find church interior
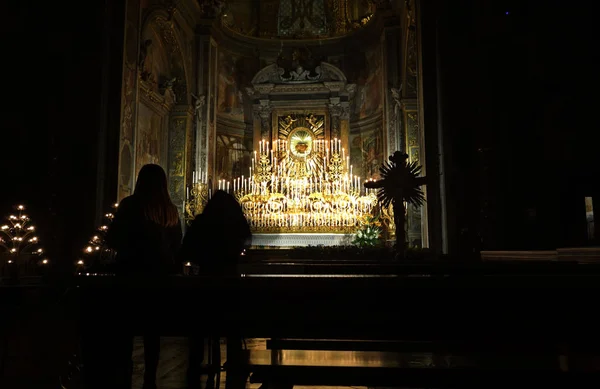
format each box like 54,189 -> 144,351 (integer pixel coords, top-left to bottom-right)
2,0 -> 598,263
115,0 -> 438,250
3,2 -> 600,387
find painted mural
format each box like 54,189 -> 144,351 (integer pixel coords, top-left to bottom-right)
217,51 -> 245,121
139,29 -> 169,93
353,43 -> 383,120
136,103 -> 164,177
349,127 -> 384,181
216,133 -> 250,182
118,0 -> 141,200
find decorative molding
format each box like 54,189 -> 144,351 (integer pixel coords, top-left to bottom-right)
139,80 -> 173,112
155,16 -> 180,54
254,102 -> 273,139
387,86 -> 403,153
251,62 -> 347,85
271,84 -> 331,93
192,94 -> 206,175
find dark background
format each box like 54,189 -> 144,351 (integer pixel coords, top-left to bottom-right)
1,0 -> 597,267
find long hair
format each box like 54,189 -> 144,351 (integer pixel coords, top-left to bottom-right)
133,164 -> 179,227
203,190 -> 251,242
203,190 -> 243,220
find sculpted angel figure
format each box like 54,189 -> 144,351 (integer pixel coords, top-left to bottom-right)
306,114 -> 323,131
290,65 -> 310,81
279,115 -> 298,133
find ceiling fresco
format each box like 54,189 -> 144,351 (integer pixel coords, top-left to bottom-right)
216,0 -> 378,39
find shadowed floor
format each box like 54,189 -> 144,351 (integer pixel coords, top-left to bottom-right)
131,337 -> 364,389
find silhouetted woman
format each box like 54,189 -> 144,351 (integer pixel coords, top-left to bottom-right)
179,190 -> 251,389
180,190 -> 251,275
106,163 -> 183,389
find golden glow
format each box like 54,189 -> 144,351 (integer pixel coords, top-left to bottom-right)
0,204 -> 47,263
232,139 -> 376,233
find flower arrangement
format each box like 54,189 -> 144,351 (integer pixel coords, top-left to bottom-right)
352,215 -> 382,247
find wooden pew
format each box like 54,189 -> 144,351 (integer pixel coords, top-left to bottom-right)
244,349 -> 590,388
74,270 -> 600,388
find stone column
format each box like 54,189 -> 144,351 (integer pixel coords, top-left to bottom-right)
383,21 -> 402,157
253,101 -> 272,143
116,0 -> 141,202
197,36 -> 218,188
192,94 -> 206,175
328,100 -> 350,154
328,102 -> 342,139
168,105 -> 193,214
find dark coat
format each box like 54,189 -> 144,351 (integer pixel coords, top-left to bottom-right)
106,195 -> 182,275
179,212 -> 251,276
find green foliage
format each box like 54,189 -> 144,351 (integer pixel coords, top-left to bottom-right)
352,215 -> 382,247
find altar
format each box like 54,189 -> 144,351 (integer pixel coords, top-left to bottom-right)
251,233 -> 354,248
185,57 -> 382,247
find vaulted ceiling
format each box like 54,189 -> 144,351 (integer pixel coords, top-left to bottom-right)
217,0 -> 378,39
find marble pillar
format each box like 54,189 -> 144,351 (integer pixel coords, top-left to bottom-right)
168,106 -> 193,214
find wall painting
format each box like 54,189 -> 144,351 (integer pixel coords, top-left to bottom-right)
216,133 -> 250,182
135,103 -> 164,177
217,51 -> 245,122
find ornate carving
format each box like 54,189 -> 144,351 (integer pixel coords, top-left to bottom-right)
192,94 -> 206,172
328,103 -> 342,138
407,112 -> 419,147
254,103 -> 272,139
277,113 -> 325,141
254,84 -> 275,95
155,16 -> 180,54
199,0 -> 225,18
252,62 -> 347,85
405,0 -> 418,97
340,104 -> 351,120
277,0 -> 328,38
272,84 -> 330,93
139,81 -> 171,110
387,86 -> 403,153
168,116 -> 187,212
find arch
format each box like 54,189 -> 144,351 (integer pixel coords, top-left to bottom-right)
141,9 -> 191,105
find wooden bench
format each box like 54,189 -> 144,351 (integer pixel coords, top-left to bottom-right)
266,338 -> 568,354
243,349 -> 586,388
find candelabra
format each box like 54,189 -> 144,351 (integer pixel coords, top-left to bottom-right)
0,205 -> 48,278
185,169 -> 210,223
77,203 -> 118,274
217,138 -> 378,233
